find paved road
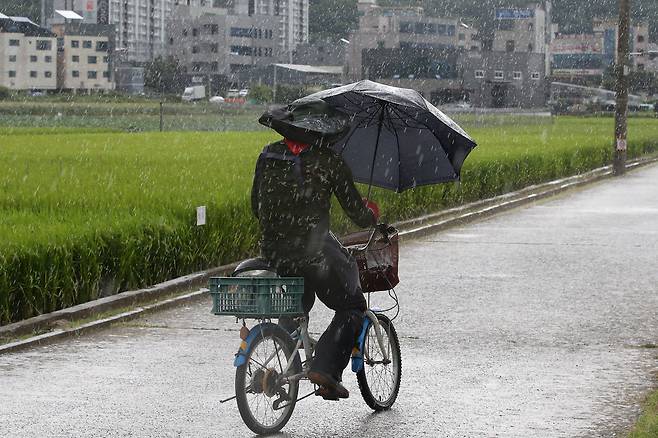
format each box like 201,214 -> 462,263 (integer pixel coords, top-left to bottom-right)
2,164 -> 658,437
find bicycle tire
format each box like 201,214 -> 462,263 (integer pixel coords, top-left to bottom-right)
235,324 -> 301,434
357,313 -> 402,411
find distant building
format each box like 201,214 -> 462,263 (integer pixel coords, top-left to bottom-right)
461,51 -> 547,108
550,33 -> 605,79
592,19 -> 649,71
293,38 -> 345,67
51,22 -> 115,92
165,6 -> 281,89
115,65 -> 144,94
0,16 -> 57,90
491,1 -> 553,76
232,0 -> 309,62
347,0 -> 479,82
549,19 -> 650,80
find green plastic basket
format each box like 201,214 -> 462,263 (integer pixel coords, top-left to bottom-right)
209,277 -> 305,318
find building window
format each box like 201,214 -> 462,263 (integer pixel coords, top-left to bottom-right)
169,37 -> 174,45
531,72 -> 540,80
192,46 -> 199,53
71,40 -> 79,48
103,56 -> 108,63
230,45 -> 252,56
88,71 -> 97,79
37,40 -> 52,51
513,71 -> 522,80
494,70 -> 504,80
475,70 -> 485,79
9,39 -> 20,46
30,71 -> 37,78
638,35 -> 645,43
506,40 -> 515,53
30,55 -> 38,62
638,64 -> 645,71
230,27 -> 253,38
182,29 -> 188,36
103,71 -> 110,78
72,70 -> 79,77
8,70 -> 16,77
83,40 -> 92,49
192,28 -> 198,37
528,23 -> 534,31
45,71 -> 52,78
72,55 -> 79,62
211,61 -> 218,71
528,43 -> 533,52
96,41 -> 108,51
45,55 -> 52,63
210,44 -> 218,53
211,24 -> 219,35
9,55 -> 16,62
88,56 -> 97,64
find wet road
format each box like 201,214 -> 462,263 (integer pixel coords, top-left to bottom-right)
2,164 -> 658,437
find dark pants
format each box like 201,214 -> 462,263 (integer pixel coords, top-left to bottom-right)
277,234 -> 366,382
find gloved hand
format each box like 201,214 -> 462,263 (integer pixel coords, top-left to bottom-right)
363,198 -> 380,222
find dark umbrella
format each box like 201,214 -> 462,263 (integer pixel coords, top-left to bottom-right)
290,80 -> 477,196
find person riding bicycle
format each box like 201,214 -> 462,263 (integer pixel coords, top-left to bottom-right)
253,100 -> 379,400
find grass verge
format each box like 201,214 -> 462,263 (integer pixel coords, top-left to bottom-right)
629,389 -> 658,438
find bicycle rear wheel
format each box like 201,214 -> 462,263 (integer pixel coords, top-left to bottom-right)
235,324 -> 301,434
357,313 -> 402,410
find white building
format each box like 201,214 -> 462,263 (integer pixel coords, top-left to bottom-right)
0,15 -> 58,90
232,0 -> 309,62
51,23 -> 115,92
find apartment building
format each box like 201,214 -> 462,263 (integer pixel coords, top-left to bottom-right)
347,0 -> 479,82
491,2 -> 553,75
0,16 -> 57,90
232,0 -> 309,62
51,23 -> 115,91
166,6 -> 281,88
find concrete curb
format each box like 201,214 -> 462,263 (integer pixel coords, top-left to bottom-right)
1,155 -> 656,355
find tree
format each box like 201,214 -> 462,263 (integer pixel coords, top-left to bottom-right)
144,56 -> 187,94
309,0 -> 359,41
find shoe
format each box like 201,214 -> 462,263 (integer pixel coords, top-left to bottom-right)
308,370 -> 349,399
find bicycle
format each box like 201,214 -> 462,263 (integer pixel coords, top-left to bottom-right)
211,224 -> 402,435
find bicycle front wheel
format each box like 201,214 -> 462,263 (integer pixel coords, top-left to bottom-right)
357,313 -> 402,410
235,324 -> 301,434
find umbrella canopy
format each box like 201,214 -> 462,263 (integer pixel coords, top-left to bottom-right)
291,80 -> 477,193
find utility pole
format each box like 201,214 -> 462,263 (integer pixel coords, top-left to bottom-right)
614,0 -> 631,175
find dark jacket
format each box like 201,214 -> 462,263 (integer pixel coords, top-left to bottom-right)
251,140 -> 375,267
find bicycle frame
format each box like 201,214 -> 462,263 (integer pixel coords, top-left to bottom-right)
234,309 -> 390,385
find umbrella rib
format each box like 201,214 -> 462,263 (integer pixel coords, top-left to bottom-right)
337,106 -> 382,155
337,93 -> 380,114
389,104 -> 432,130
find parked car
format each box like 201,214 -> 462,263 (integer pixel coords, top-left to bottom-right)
209,95 -> 225,104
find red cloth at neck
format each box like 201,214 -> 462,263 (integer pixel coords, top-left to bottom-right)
284,138 -> 309,155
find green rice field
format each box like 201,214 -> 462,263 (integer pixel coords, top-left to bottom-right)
1,116 -> 658,324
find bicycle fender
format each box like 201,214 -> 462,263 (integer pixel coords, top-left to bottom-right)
351,317 -> 372,373
234,322 -> 278,367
